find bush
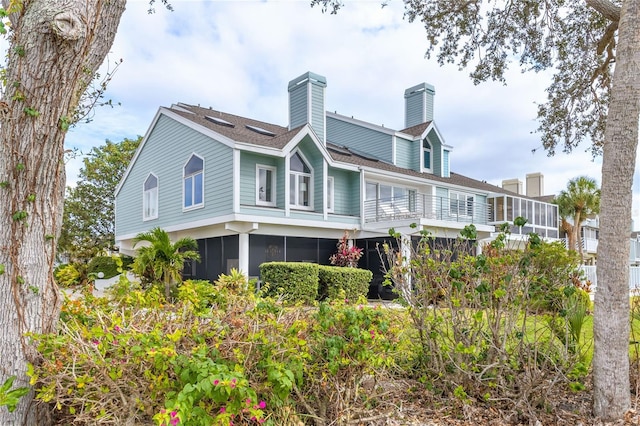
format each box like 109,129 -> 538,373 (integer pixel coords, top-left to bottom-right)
87,256 -> 120,279
259,262 -> 319,304
318,265 -> 372,301
54,263 -> 82,287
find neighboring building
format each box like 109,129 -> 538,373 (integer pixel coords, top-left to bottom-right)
114,71 -> 559,293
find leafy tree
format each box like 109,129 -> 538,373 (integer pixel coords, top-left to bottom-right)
554,176 -> 601,262
58,137 -> 141,262
0,1 -> 170,423
312,0 -> 637,419
131,227 -> 200,300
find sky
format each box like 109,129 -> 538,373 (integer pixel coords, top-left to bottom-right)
61,0 -> 631,225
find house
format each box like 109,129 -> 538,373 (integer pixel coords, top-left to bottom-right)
114,71 -> 559,293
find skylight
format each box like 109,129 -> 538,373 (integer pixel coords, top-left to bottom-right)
205,115 -> 234,127
245,124 -> 275,137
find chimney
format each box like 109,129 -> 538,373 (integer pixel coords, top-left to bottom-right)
288,72 -> 327,143
526,172 -> 544,198
404,82 -> 435,128
502,178 -> 524,195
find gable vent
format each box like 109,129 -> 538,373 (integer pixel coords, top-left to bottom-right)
205,115 -> 234,127
245,124 -> 275,136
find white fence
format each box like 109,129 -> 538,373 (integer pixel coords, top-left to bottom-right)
580,265 -> 640,292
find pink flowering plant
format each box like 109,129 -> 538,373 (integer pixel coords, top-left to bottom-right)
329,231 -> 363,268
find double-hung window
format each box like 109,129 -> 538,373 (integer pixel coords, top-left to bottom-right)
184,154 -> 204,210
143,173 -> 158,220
256,165 -> 276,206
450,192 -> 474,218
289,151 -> 312,209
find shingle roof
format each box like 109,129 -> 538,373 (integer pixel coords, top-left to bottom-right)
168,103 -> 302,149
166,103 -> 542,200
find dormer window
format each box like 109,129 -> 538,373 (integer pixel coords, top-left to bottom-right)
289,151 -> 313,209
183,154 -> 204,210
422,139 -> 432,172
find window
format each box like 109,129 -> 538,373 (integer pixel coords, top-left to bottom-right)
422,139 -> 432,172
256,165 -> 276,206
289,151 -> 312,209
327,176 -> 334,212
450,192 -> 473,218
183,154 -> 204,209
143,173 -> 158,220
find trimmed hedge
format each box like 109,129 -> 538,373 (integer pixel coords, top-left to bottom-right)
87,256 -> 120,279
318,265 -> 372,301
259,262 -> 319,304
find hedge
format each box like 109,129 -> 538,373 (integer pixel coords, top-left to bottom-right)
318,265 -> 372,301
87,256 -> 120,279
259,262 -> 319,304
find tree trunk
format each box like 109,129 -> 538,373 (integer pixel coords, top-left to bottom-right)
0,1 -> 126,424
561,218 -> 576,253
593,0 -> 640,419
574,214 -> 585,264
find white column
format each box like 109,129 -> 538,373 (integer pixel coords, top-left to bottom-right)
238,233 -> 249,277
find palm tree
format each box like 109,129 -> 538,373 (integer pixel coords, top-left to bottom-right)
554,176 -> 600,263
131,227 -> 200,300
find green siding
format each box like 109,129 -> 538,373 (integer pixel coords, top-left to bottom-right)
297,137 -> 324,211
311,84 -> 325,142
329,167 -> 359,216
116,114 -> 233,237
289,87 -> 307,129
395,137 -> 414,170
427,129 -> 442,176
405,94 -> 425,128
326,116 -> 392,162
240,152 -> 280,207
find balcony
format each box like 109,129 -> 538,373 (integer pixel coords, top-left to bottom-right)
364,194 -> 491,225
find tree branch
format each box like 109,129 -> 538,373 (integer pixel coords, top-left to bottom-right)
586,0 -> 621,22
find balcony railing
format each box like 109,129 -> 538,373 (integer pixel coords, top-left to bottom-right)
364,194 -> 490,225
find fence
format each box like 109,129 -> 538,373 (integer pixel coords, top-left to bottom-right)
580,265 -> 640,292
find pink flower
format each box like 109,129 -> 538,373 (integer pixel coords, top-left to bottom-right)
213,379 -> 220,385
230,378 -> 237,389
219,406 -> 226,414
170,417 -> 179,426
114,325 -> 121,332
258,401 -> 266,409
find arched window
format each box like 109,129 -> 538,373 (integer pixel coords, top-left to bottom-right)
143,173 -> 158,220
422,139 -> 432,172
183,154 -> 204,209
289,151 -> 312,208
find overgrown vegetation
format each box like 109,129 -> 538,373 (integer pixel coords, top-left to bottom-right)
29,221 -> 625,425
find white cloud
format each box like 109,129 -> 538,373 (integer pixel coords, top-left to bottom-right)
61,0 -> 639,225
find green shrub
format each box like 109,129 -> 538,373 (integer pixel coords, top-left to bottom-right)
87,256 -> 120,279
54,263 -> 82,287
259,262 -> 318,304
318,265 -> 372,301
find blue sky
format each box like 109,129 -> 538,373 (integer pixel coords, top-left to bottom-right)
62,0 -> 630,224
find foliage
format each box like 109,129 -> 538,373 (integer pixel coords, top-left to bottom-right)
53,263 -> 82,288
380,223 -> 588,419
259,262 -> 319,304
28,270 -> 404,425
0,376 -> 29,413
317,265 -> 372,301
329,231 -> 363,267
87,256 -> 121,280
554,176 -> 600,261
59,137 -> 141,262
130,227 -> 200,300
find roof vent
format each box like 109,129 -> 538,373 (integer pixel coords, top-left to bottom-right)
245,124 -> 275,136
205,115 -> 234,127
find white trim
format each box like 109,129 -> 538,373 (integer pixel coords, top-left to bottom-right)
256,164 -> 277,207
182,153 -> 205,211
142,172 -> 159,221
327,111 -> 410,137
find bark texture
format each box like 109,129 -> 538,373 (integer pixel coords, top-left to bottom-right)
592,0 -> 640,419
0,0 -> 126,424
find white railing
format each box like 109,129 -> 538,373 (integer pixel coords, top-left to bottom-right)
580,265 -> 640,292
